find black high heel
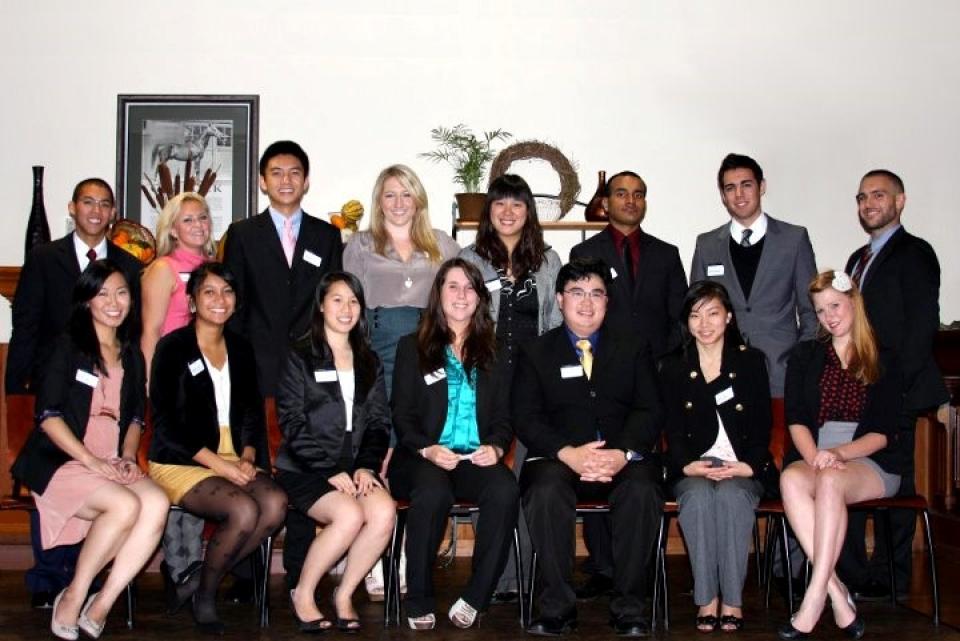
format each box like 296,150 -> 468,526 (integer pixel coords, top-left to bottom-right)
777,619 -> 813,640
289,589 -> 330,634
191,593 -> 225,636
835,584 -> 865,639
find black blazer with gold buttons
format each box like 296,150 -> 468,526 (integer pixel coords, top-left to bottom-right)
659,342 -> 772,484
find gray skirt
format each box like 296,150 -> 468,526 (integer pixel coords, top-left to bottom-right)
818,421 -> 900,497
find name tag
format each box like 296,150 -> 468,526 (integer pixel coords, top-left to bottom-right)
560,364 -> 585,379
715,387 -> 735,405
302,250 -> 323,267
609,267 -> 619,279
424,368 -> 446,385
75,369 -> 99,388
314,369 -> 338,383
188,359 -> 205,376
179,272 -> 191,282
485,278 -> 502,293
707,264 -> 725,277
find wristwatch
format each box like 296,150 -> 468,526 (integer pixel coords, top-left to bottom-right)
623,449 -> 642,463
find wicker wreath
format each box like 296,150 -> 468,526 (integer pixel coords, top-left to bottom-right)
489,141 -> 581,217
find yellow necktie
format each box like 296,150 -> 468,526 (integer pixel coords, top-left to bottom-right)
576,339 -> 593,380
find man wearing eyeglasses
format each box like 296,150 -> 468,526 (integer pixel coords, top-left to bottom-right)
6,177 -> 143,608
514,257 -> 664,637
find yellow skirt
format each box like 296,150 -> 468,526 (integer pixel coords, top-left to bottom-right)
149,426 -> 239,504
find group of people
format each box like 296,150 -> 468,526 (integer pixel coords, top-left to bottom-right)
6,140 -> 946,639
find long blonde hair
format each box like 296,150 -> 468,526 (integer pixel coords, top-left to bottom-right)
154,192 -> 216,258
369,164 -> 443,262
809,271 -> 879,384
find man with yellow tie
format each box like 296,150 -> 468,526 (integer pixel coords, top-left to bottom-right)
513,257 -> 664,638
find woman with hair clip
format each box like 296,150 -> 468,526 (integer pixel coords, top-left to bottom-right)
148,262 -> 287,634
275,270 -> 396,633
777,271 -> 903,640
139,192 -> 216,611
389,258 -> 519,630
459,173 -> 561,602
658,280 -> 775,633
343,163 -> 459,597
12,260 -> 168,640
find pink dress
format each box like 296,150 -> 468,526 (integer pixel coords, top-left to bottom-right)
160,249 -> 209,335
33,364 -> 131,549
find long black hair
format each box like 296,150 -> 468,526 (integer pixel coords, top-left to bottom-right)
474,174 -> 547,281
67,259 -> 137,374
416,258 -> 497,375
309,271 -> 378,390
678,280 -> 744,355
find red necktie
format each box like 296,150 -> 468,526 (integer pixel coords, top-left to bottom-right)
86,248 -> 97,263
851,246 -> 872,285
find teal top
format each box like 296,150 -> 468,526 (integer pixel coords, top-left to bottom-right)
438,345 -> 481,453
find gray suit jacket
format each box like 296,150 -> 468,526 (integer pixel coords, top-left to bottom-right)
690,214 -> 817,396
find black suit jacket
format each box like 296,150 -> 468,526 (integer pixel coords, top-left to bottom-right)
148,326 -> 269,469
390,334 -> 513,461
784,340 -> 903,474
659,343 -> 772,484
223,210 -> 343,396
6,234 -> 143,393
12,334 -> 146,494
275,339 -> 390,475
512,326 -> 662,460
570,227 -> 687,359
845,227 -> 948,412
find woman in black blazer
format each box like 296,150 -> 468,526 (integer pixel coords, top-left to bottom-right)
389,258 -> 519,630
12,260 -> 168,640
148,263 -> 286,634
778,271 -> 903,640
275,271 -> 395,632
660,281 -> 773,632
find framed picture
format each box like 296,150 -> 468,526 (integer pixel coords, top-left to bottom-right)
116,94 -> 259,241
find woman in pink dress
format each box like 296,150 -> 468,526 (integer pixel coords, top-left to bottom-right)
12,260 -> 168,640
139,192 -> 214,604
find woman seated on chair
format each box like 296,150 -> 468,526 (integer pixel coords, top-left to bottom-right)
148,262 -> 286,634
659,280 -> 776,633
275,271 -> 396,632
12,260 -> 168,640
388,257 -> 519,630
777,271 -> 903,640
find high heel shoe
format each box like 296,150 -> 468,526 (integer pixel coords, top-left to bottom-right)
289,589 -> 330,633
834,584 -> 865,639
51,589 -> 80,641
191,593 -> 225,636
78,592 -> 105,639
777,618 -> 813,640
331,587 -> 361,633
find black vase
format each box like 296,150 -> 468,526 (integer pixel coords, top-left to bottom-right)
25,165 -> 51,260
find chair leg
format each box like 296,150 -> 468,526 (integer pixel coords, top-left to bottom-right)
780,516 -> 795,614
764,516 -> 774,608
125,581 -> 135,629
259,536 -> 273,627
651,517 -> 662,632
526,550 -> 538,629
512,525 -> 526,628
921,510 -> 940,626
383,511 -> 406,627
660,515 -> 670,631
880,510 -> 898,607
754,517 -> 763,588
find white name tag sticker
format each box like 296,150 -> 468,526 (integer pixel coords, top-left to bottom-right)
188,359 -> 205,376
302,250 -> 323,267
314,369 -> 338,383
75,369 -> 99,388
609,267 -> 619,279
560,364 -> 585,379
179,272 -> 191,282
715,387 -> 735,405
485,278 -> 502,293
424,368 -> 447,385
707,264 -> 725,277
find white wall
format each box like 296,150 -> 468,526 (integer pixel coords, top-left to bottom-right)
1,0 -> 958,337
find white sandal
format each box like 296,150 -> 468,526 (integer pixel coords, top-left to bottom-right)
407,613 -> 436,630
448,598 -> 478,628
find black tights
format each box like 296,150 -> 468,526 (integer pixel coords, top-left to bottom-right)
179,473 -> 286,622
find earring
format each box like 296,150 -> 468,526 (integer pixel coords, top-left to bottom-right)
189,303 -> 196,313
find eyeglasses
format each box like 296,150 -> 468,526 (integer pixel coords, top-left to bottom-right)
77,198 -> 114,209
563,288 -> 607,301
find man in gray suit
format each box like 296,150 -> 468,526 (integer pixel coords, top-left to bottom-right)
690,153 -> 817,400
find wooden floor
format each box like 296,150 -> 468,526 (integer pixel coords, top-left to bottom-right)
0,553 -> 955,641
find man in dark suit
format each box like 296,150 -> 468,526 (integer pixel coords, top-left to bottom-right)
222,140 -> 343,590
6,177 -> 142,607
515,258 -> 663,637
841,169 -> 949,600
568,172 -> 684,598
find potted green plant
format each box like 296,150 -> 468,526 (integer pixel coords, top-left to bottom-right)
420,124 -> 511,221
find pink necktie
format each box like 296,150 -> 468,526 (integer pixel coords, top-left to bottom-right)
282,218 -> 296,266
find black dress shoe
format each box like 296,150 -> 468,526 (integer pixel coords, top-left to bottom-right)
777,621 -> 812,640
610,616 -> 650,637
574,574 -> 614,601
526,615 -> 578,636
31,591 -> 55,609
491,590 -> 519,605
841,615 -> 865,640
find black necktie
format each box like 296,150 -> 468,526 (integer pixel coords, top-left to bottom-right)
741,229 -> 753,248
86,248 -> 97,263
622,240 -> 634,289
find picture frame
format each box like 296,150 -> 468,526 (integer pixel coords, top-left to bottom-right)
116,94 -> 259,241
